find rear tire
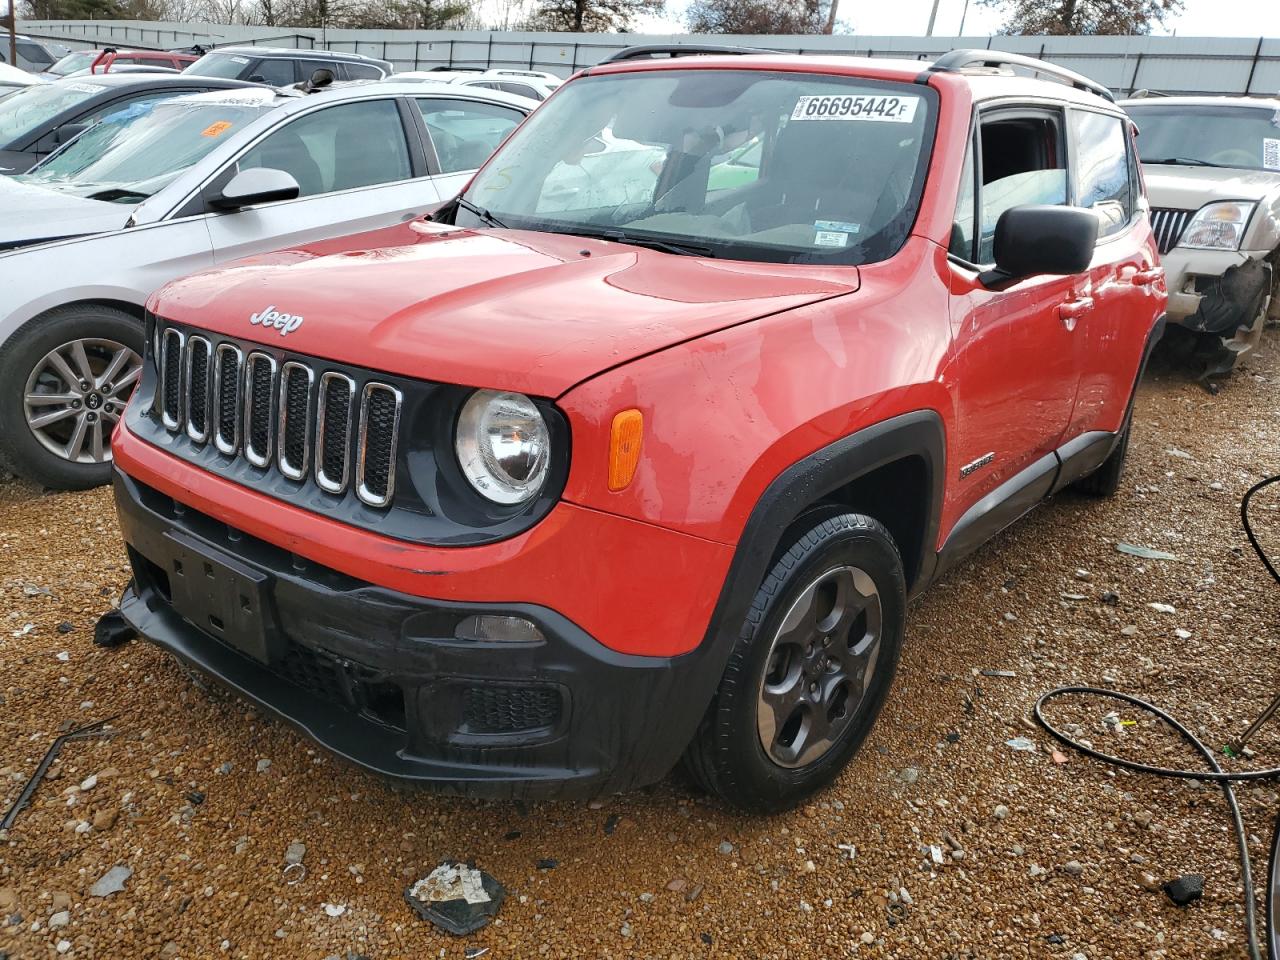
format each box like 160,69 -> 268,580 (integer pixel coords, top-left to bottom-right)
0,305 -> 143,490
683,512 -> 905,812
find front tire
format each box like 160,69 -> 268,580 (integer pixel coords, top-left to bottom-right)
683,512 -> 905,812
0,305 -> 143,490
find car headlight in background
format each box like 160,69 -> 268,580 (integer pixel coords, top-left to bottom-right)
1180,201 -> 1256,251
455,389 -> 551,505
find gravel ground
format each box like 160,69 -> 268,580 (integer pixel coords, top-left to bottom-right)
3,334 -> 1280,960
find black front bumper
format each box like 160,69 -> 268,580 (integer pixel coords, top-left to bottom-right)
113,469 -> 704,799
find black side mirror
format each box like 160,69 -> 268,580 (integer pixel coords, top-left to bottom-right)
211,167 -> 301,210
980,205 -> 1099,288
54,122 -> 87,145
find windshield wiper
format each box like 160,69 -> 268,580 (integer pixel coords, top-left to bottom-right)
455,196 -> 507,228
566,228 -> 715,258
1144,157 -> 1228,168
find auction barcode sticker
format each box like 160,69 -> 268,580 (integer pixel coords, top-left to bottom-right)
791,94 -> 919,123
1265,138 -> 1280,171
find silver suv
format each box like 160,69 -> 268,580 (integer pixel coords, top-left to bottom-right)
1122,96 -> 1280,381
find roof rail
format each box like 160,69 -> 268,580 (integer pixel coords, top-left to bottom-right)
598,44 -> 777,65
929,48 -> 1115,102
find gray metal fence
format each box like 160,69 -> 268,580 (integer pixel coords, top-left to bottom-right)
17,20 -> 1280,97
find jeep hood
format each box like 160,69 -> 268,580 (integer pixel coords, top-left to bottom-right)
149,221 -> 859,397
1142,164 -> 1280,209
0,174 -> 132,249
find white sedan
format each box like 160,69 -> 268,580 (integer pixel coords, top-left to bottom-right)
0,81 -> 533,489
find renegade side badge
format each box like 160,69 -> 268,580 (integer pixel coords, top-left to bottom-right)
960,452 -> 995,478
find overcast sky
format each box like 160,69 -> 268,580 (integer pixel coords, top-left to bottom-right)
636,0 -> 1280,37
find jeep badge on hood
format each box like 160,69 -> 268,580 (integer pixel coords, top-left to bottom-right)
249,305 -> 304,335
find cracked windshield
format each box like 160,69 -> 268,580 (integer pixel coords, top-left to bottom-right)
462,69 -> 935,264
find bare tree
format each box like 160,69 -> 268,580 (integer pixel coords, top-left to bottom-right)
686,0 -> 827,34
524,0 -> 663,32
979,0 -> 1182,34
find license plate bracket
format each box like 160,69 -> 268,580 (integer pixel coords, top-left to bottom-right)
163,531 -> 284,664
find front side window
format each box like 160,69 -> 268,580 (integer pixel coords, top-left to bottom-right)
1125,104 -> 1280,173
0,80 -> 107,147
19,97 -> 273,202
184,52 -> 254,79
976,113 -> 1067,263
238,98 -> 411,198
247,58 -> 295,86
416,98 -> 524,173
1071,109 -> 1131,238
463,70 -> 937,265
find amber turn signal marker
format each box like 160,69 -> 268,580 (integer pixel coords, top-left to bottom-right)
608,409 -> 644,492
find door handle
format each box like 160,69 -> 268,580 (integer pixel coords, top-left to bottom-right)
1059,297 -> 1094,330
1131,267 -> 1164,287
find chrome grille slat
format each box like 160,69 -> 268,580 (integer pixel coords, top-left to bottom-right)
184,336 -> 212,443
356,382 -> 402,508
213,344 -> 243,455
1150,207 -> 1192,255
243,352 -> 278,469
316,372 -> 355,494
277,361 -> 315,481
160,328 -> 185,431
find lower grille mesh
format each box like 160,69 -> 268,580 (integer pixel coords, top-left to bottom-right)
463,686 -> 561,734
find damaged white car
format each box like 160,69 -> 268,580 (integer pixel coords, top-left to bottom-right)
0,81 -> 531,489
1123,96 -> 1280,381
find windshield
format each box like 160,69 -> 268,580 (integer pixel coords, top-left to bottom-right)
16,97 -> 272,203
47,51 -> 99,77
462,69 -> 936,264
1127,104 -> 1280,172
184,53 -> 251,79
0,80 -> 106,147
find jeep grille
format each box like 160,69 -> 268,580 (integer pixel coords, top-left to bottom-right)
157,327 -> 401,508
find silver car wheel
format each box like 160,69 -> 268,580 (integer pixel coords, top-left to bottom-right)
23,338 -> 141,464
756,564 -> 883,769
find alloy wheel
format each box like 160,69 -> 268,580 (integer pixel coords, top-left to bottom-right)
756,564 -> 883,769
23,338 -> 142,465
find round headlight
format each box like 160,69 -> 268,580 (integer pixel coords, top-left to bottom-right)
455,390 -> 551,505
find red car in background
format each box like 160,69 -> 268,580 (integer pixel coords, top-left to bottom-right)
43,48 -> 198,78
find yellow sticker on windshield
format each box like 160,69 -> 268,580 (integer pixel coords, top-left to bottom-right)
201,120 -> 234,138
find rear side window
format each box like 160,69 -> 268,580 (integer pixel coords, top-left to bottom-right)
297,60 -> 337,82
345,62 -> 383,80
238,98 -> 411,197
498,81 -> 541,100
17,42 -> 54,67
415,98 -> 524,173
1070,110 -> 1132,238
975,112 -> 1067,264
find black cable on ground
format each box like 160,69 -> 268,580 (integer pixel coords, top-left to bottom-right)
1032,473 -> 1280,960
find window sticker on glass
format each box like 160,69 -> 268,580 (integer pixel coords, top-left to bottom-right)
791,94 -> 919,123
65,82 -> 106,95
814,230 -> 849,247
230,56 -> 250,64
814,219 -> 862,235
201,120 -> 234,138
1265,138 -> 1280,171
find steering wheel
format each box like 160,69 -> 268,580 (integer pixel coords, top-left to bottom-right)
1211,149 -> 1259,168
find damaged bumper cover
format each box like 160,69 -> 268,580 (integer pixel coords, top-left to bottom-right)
112,468 -> 710,799
1162,247 -> 1273,353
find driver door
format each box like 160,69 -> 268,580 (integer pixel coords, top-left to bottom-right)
945,107 -> 1086,521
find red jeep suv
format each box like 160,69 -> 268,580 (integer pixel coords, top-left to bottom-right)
110,48 -> 1166,811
